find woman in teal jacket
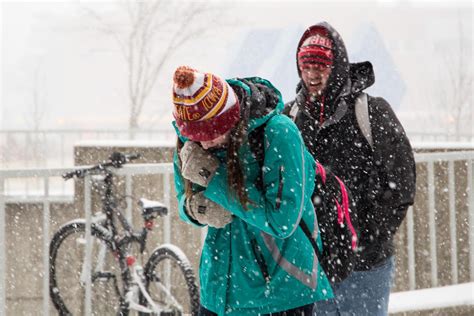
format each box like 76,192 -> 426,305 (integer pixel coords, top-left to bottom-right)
171,66 -> 333,316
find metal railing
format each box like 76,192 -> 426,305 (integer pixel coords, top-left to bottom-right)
0,151 -> 474,314
406,131 -> 474,143
388,151 -> 474,313
409,151 -> 474,288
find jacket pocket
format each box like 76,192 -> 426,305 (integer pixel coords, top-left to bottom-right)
251,238 -> 270,283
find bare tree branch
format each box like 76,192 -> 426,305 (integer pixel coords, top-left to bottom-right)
81,6 -> 129,60
435,12 -> 472,139
85,0 -> 229,131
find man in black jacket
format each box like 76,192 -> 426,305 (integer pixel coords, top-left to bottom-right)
283,22 -> 416,316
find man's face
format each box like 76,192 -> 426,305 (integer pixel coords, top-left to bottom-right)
301,63 -> 332,97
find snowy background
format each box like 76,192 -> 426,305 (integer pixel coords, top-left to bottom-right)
1,0 -> 472,138
0,1 -> 473,314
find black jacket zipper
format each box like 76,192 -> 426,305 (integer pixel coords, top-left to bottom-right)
275,166 -> 284,211
251,239 -> 270,283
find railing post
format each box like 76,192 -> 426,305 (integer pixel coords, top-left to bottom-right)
427,161 -> 438,287
468,159 -> 474,282
43,177 -> 50,315
163,173 -> 171,245
83,176 -> 92,315
448,161 -> 458,284
406,206 -> 416,290
163,173 -> 171,289
60,134 -> 67,193
0,176 -> 5,316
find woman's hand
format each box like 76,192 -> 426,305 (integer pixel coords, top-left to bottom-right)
179,141 -> 219,187
186,192 -> 233,228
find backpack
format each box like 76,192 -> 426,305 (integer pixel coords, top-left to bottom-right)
307,162 -> 358,283
248,121 -> 358,284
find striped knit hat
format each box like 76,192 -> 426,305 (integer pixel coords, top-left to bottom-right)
172,66 -> 240,142
297,28 -> 333,69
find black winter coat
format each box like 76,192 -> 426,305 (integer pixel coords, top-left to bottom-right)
284,22 -> 416,270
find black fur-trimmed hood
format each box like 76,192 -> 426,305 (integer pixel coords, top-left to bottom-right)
296,22 -> 375,103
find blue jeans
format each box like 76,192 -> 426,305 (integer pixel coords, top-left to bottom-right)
314,256 -> 395,316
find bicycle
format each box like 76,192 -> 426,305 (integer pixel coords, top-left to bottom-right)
49,152 -> 200,315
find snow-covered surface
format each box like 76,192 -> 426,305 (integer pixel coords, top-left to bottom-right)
412,142 -> 474,150
388,282 -> 474,313
5,194 -> 73,203
75,139 -> 176,148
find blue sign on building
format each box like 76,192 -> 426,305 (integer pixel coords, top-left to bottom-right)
348,22 -> 406,109
223,27 -> 304,103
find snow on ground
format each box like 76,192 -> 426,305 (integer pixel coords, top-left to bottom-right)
411,142 -> 474,150
388,282 -> 474,313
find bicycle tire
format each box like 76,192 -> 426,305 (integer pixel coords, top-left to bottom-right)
49,220 -> 124,315
140,244 -> 199,316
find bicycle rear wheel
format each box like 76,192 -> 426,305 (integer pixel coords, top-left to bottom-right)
49,220 -> 124,315
141,244 -> 199,316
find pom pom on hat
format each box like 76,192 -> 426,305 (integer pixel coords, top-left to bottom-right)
174,66 -> 195,89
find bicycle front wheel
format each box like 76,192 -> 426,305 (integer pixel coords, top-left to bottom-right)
49,220 -> 123,315
141,244 -> 199,315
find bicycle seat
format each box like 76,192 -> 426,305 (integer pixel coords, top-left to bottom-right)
139,198 -> 168,219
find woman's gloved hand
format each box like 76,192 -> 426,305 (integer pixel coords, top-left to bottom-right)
186,192 -> 233,228
179,141 -> 219,187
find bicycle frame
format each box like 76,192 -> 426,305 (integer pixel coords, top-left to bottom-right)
77,164 -> 184,314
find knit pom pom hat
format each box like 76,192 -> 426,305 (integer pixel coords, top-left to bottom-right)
172,66 -> 240,142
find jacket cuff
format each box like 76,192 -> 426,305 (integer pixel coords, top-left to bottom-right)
178,194 -> 205,227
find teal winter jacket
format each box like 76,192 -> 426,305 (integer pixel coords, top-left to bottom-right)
173,78 -> 333,315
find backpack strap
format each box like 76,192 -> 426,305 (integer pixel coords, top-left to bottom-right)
299,219 -> 322,262
288,103 -> 299,122
354,93 -> 374,148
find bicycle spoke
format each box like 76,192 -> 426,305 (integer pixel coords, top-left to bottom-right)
150,278 -> 183,312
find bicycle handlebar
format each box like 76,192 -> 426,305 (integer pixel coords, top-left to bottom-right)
62,152 -> 141,180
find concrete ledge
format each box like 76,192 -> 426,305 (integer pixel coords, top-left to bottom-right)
389,282 -> 474,313
413,142 -> 474,152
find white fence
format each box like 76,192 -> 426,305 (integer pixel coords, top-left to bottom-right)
390,151 -> 474,313
0,151 -> 474,315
